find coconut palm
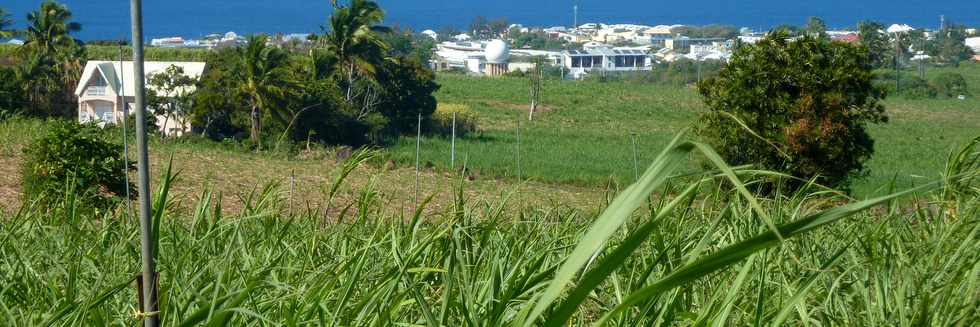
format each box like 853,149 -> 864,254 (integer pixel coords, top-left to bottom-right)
22,1 -> 81,55
15,51 -> 58,114
233,34 -> 292,147
0,8 -> 14,38
322,0 -> 391,102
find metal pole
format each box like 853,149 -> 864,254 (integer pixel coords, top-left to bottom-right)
414,113 -> 421,211
630,133 -> 639,182
129,0 -> 159,325
451,112 -> 456,171
119,42 -> 133,223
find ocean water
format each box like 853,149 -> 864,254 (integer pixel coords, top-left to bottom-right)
3,0 -> 978,41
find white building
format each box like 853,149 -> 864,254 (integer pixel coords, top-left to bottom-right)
74,61 -> 206,136
966,37 -> 980,54
561,47 -> 652,79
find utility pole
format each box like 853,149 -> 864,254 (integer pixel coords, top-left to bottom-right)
129,0 -> 159,325
573,5 -> 578,29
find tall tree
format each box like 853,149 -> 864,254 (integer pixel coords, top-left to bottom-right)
14,51 -> 58,115
696,31 -> 887,190
147,65 -> 196,138
858,21 -> 889,68
805,16 -> 828,38
233,34 -> 292,147
323,0 -> 390,103
22,1 -> 81,55
0,7 -> 14,38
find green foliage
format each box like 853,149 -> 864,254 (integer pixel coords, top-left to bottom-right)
804,16 -> 828,37
429,103 -> 478,136
234,34 -> 293,147
1,132 -> 977,325
0,7 -> 13,38
84,45 -> 211,62
930,72 -> 969,97
0,66 -> 23,113
509,30 -> 574,50
672,24 -> 739,39
858,21 -> 891,68
373,57 -> 440,136
21,120 -> 133,211
696,32 -> 888,190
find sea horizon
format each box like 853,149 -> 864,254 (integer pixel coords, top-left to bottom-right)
3,0 -> 978,41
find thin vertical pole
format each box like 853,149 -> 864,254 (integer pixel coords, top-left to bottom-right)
129,0 -> 159,325
414,113 -> 422,211
516,115 -> 522,210
119,42 -> 133,223
630,133 -> 639,182
451,112 -> 456,171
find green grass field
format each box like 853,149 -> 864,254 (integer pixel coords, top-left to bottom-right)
391,63 -> 980,197
1,135 -> 977,325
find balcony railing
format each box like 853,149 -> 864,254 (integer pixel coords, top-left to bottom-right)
86,86 -> 107,96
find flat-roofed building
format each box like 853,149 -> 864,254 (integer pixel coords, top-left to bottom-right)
561,47 -> 651,79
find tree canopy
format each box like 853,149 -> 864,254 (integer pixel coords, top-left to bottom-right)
696,31 -> 888,190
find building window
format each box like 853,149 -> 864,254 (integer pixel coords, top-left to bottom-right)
80,111 -> 90,122
102,112 -> 114,122
571,56 -> 582,68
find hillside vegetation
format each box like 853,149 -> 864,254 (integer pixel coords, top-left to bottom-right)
390,62 -> 980,197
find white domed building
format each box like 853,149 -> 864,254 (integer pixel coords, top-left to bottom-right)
483,39 -> 510,76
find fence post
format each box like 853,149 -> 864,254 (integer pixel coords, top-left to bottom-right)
451,112 -> 456,172
630,133 -> 639,182
414,113 -> 422,211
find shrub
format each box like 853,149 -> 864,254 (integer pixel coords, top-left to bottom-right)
21,121 -> 134,211
930,72 -> 969,97
696,32 -> 887,190
429,103 -> 478,137
898,76 -> 937,99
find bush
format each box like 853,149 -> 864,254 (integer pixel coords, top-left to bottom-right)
21,121 -> 134,211
930,72 -> 969,97
696,32 -> 887,190
429,103 -> 478,137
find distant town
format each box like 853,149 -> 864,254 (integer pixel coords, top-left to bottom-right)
6,17 -> 976,81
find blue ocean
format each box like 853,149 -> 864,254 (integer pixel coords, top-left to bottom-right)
4,0 -> 978,41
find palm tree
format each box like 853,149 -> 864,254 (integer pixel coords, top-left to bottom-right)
322,0 -> 391,102
233,34 -> 292,147
23,1 -> 81,55
0,8 -> 14,38
15,51 -> 57,114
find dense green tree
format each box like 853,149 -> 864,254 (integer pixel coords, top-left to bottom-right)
696,31 -> 887,190
673,25 -> 739,39
191,48 -> 245,139
21,121 -> 134,212
805,16 -> 828,38
437,25 -> 462,42
381,27 -> 435,64
931,25 -> 975,65
232,35 -> 293,147
323,0 -> 390,102
0,67 -> 23,114
14,51 -> 58,115
858,21 -> 890,68
372,57 -> 439,136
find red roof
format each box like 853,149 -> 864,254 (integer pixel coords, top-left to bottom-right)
832,34 -> 860,43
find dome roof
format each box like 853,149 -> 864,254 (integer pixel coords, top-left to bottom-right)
484,39 -> 510,64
